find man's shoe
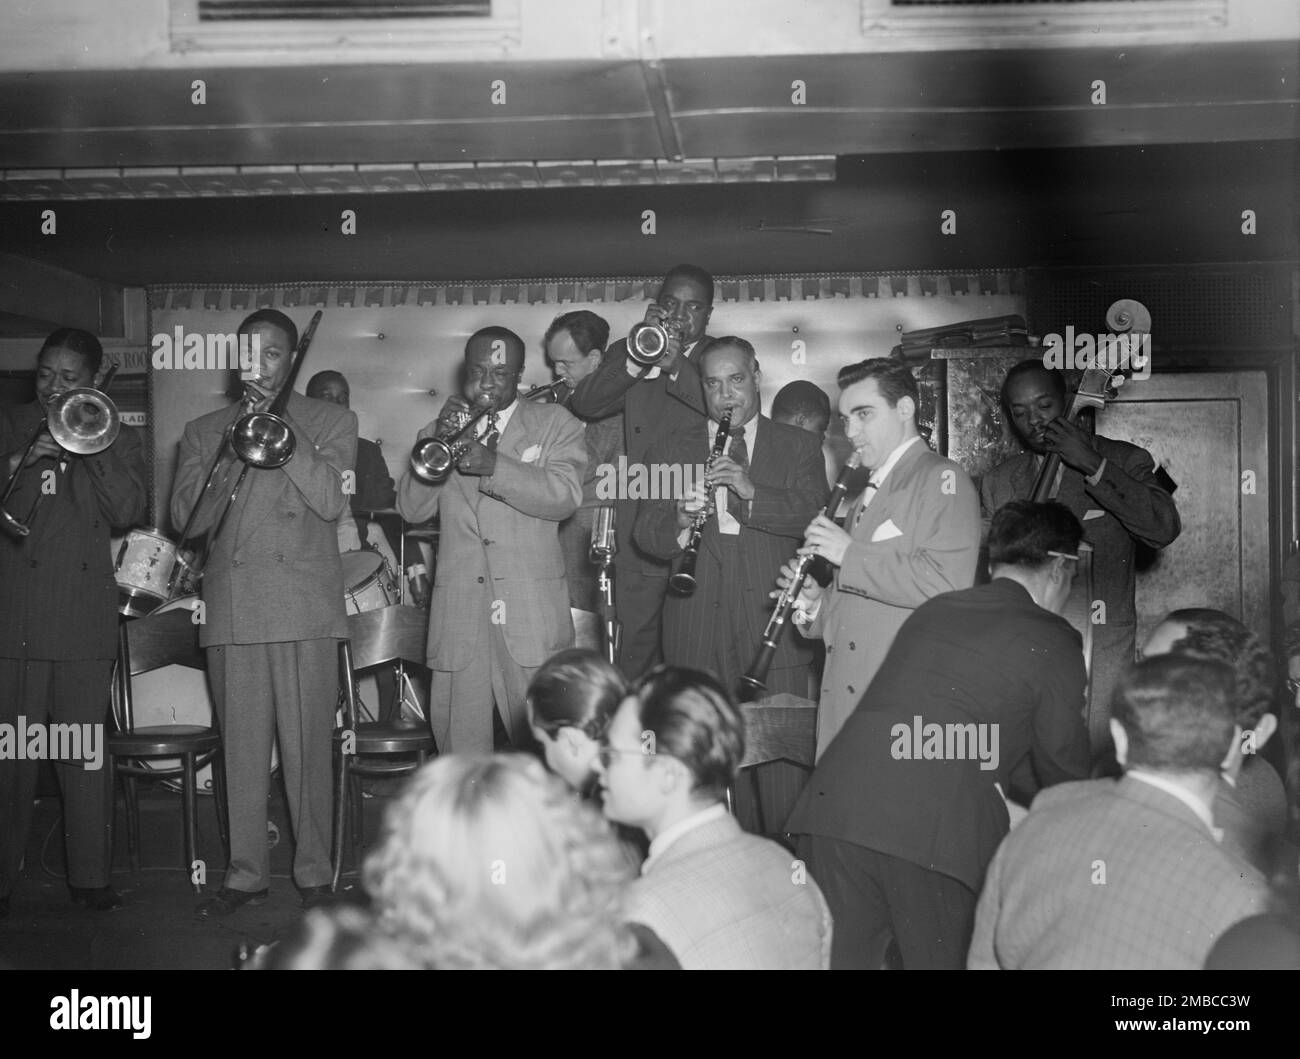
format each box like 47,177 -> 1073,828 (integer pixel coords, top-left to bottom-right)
196,887 -> 270,917
299,884 -> 334,910
69,886 -> 122,911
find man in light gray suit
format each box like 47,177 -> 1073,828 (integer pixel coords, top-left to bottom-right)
172,309 -> 356,917
969,655 -> 1268,969
398,327 -> 586,753
596,666 -> 832,969
781,358 -> 981,759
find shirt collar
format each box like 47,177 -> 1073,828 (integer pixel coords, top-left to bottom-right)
708,414 -> 758,451
644,802 -> 728,871
867,434 -> 922,487
1127,769 -> 1220,838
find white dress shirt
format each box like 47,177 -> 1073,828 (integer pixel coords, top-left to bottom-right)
476,397 -> 518,441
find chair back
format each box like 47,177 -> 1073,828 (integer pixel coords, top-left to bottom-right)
345,605 -> 427,671
113,608 -> 205,733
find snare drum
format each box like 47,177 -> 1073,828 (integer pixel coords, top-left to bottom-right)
113,594 -> 279,794
114,528 -> 179,618
342,550 -> 400,615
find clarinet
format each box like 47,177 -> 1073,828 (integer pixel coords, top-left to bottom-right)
738,450 -> 863,699
668,410 -> 732,596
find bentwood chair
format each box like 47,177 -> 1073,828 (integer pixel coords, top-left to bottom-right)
331,606 -> 435,889
733,692 -> 818,834
108,606 -> 229,893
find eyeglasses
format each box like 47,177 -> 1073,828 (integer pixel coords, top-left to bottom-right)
1047,550 -> 1080,562
596,745 -> 651,768
466,367 -> 519,384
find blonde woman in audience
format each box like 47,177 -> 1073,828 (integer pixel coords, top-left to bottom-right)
365,753 -> 675,969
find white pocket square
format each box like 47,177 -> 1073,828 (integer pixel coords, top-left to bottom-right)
870,518 -> 904,543
520,444 -> 542,464
1083,509 -> 1105,521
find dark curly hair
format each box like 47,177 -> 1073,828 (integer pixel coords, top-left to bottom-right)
1161,608 -> 1277,729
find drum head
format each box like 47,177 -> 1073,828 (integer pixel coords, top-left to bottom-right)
341,549 -> 383,590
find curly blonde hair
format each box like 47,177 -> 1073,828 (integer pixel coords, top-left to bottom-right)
364,753 -> 638,969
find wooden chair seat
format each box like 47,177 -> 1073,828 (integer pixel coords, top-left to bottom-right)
336,722 -> 435,759
110,726 -> 220,759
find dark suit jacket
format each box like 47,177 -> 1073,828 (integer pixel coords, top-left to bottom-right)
788,578 -> 1091,890
634,415 -> 827,691
0,402 -> 147,661
568,336 -> 709,577
969,775 -> 1268,969
351,436 -> 396,515
171,391 -> 357,647
397,397 -> 586,671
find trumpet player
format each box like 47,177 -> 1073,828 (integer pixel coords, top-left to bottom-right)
172,309 -> 356,917
568,264 -> 714,678
634,338 -> 825,831
1,329 -> 146,917
398,327 -> 586,754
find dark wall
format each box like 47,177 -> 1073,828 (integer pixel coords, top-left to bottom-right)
0,141 -> 1294,288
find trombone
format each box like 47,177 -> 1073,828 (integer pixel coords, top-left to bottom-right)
167,311 -> 322,594
409,379 -> 568,484
0,364 -> 121,538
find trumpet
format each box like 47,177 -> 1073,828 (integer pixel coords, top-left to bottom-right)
739,450 -> 863,700
409,379 -> 569,483
669,410 -> 731,596
627,317 -> 686,366
0,364 -> 121,538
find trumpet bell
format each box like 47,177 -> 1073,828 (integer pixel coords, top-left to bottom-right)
231,411 -> 296,468
628,321 -> 673,366
47,387 -> 120,456
410,436 -> 456,483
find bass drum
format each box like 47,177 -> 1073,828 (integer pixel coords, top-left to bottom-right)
113,594 -> 279,794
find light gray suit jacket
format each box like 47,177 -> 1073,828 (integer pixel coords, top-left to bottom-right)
397,398 -> 586,671
626,813 -> 833,970
802,439 -> 980,759
968,775 -> 1268,970
171,392 -> 357,647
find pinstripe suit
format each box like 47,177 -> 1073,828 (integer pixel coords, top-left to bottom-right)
968,775 -> 1268,969
802,440 -> 981,760
569,337 -> 710,676
397,398 -> 586,752
1,404 -> 147,895
172,391 -> 356,892
626,813 -> 833,969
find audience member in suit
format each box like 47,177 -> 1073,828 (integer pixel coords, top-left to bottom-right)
304,370 -> 397,555
544,310 -> 624,613
0,329 -> 147,917
968,655 -> 1269,970
568,265 -> 714,678
596,666 -> 833,969
526,648 -> 647,870
789,500 -> 1092,969
398,327 -> 586,754
779,358 -> 981,759
980,360 -> 1181,753
365,754 -> 677,969
173,309 -> 357,916
1142,608 -> 1292,878
772,379 -> 835,491
635,338 -> 827,832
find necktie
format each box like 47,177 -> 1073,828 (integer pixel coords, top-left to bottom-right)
852,477 -> 878,531
725,428 -> 748,521
482,411 -> 500,451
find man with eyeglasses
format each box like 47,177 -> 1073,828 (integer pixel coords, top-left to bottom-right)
398,327 -> 586,753
786,501 -> 1092,968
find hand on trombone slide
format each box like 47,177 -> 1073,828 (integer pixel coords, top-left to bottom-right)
6,433 -> 63,476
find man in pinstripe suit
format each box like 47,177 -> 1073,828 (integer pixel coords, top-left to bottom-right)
398,326 -> 586,754
968,655 -> 1268,969
0,329 -> 147,917
635,337 -> 826,831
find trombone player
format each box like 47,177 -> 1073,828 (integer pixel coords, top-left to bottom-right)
398,326 -> 586,754
171,309 -> 356,917
1,328 -> 146,917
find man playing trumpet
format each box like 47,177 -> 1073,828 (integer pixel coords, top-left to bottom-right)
398,327 -> 586,754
